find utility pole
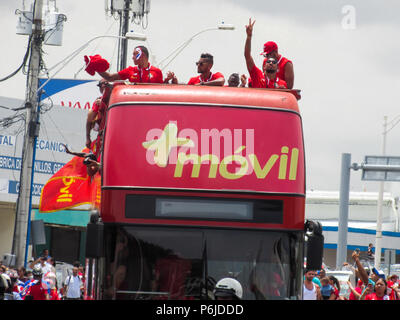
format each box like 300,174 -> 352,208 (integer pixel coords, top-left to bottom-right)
336,153 -> 351,269
12,0 -> 44,268
117,0 -> 131,70
375,116 -> 388,268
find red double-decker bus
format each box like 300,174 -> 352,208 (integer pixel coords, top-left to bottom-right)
85,83 -> 323,300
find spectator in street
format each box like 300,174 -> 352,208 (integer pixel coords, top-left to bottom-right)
387,274 -> 400,300
312,274 -> 322,288
328,275 -> 342,300
244,18 -> 287,89
362,278 -> 391,300
320,277 -> 335,300
371,267 -> 386,283
12,266 -> 28,299
367,243 -> 374,261
26,269 -> 32,280
348,279 -> 364,300
260,41 -> 294,89
38,249 -> 51,260
25,266 -> 50,300
73,261 -> 86,286
63,267 -> 84,300
303,269 -> 322,300
29,253 -> 53,281
359,279 -> 375,300
186,53 -> 225,86
318,268 -> 326,280
0,265 -> 11,300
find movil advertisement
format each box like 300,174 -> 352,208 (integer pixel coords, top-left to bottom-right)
104,106 -> 305,195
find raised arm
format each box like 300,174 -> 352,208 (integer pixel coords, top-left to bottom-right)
244,18 -> 256,73
352,251 -> 369,285
347,281 -> 361,300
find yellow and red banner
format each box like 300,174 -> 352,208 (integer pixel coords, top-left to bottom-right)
39,148 -> 100,213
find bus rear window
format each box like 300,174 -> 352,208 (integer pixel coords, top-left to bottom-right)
125,194 -> 283,224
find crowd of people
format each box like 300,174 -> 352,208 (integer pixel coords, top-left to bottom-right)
2,248 -> 400,300
303,250 -> 400,300
0,249 -> 85,300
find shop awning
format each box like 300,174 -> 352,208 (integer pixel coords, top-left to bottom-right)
33,209 -> 90,227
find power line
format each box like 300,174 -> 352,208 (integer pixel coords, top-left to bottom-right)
0,35 -> 32,82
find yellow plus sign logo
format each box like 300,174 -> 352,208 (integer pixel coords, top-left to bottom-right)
142,122 -> 194,167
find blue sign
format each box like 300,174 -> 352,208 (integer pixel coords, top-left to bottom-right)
35,139 -> 66,153
9,180 -> 44,197
0,155 -> 65,175
0,135 -> 15,146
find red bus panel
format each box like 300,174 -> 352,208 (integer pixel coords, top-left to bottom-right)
103,105 -> 304,195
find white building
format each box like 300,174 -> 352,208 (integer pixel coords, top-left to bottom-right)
306,190 -> 400,269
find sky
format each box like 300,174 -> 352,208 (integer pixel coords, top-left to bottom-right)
1,0 -> 400,195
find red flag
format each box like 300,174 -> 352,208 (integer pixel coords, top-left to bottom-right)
39,149 -> 99,213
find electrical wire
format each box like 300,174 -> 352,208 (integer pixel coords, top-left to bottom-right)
0,35 -> 32,82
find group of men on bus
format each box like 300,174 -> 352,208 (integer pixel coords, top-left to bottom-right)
83,17 -> 294,89
78,18 -> 295,175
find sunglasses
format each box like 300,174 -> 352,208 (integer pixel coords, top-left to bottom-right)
266,59 -> 278,65
196,61 -> 208,66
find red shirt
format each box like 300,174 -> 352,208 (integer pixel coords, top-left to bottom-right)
365,293 -> 390,300
188,72 -> 224,85
27,282 -> 48,300
249,65 -> 287,89
277,55 -> 292,82
118,64 -> 163,83
387,281 -> 399,300
349,286 -> 362,300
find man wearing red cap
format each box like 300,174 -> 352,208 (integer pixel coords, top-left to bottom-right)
84,46 -> 163,84
260,41 -> 294,89
244,19 -> 287,89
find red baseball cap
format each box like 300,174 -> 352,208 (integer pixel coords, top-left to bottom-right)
260,41 -> 278,55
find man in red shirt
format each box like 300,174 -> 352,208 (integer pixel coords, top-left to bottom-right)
244,19 -> 287,89
25,266 -> 49,300
260,41 -> 294,89
88,46 -> 163,84
187,53 -> 225,86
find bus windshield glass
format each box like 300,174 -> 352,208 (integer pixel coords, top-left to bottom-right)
103,225 -> 303,300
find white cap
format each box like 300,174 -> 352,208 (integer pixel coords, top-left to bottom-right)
214,277 -> 243,299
